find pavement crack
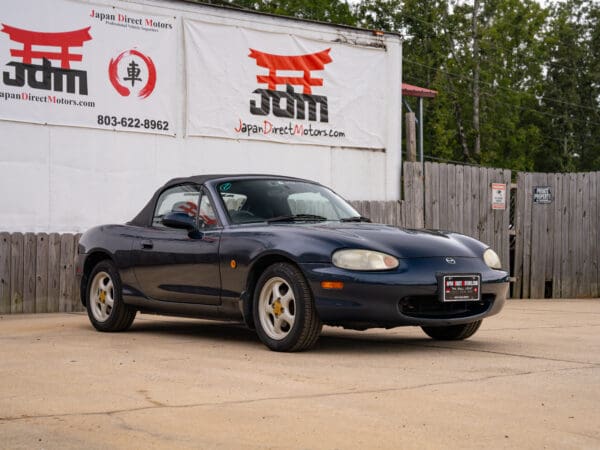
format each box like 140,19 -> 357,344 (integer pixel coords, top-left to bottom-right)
1,364 -> 596,423
405,342 -> 600,366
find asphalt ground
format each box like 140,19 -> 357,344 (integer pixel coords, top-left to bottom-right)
1,299 -> 599,449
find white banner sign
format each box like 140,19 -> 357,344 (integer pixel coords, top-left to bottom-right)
0,0 -> 177,135
184,20 -> 388,148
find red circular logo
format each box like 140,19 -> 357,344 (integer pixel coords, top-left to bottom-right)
108,49 -> 156,99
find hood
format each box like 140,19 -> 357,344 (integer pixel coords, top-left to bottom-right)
283,222 -> 485,259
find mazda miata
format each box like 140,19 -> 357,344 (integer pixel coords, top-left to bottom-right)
76,174 -> 508,351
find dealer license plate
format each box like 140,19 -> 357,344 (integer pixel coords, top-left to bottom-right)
441,274 -> 481,302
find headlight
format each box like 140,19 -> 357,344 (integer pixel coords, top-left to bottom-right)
483,248 -> 501,269
332,249 -> 399,271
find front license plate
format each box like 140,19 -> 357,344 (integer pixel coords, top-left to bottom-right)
441,274 -> 481,302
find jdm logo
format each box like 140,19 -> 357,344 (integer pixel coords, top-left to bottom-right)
248,48 -> 332,123
1,24 -> 92,95
108,49 -> 156,99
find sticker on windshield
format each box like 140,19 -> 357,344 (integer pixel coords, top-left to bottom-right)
219,182 -> 232,192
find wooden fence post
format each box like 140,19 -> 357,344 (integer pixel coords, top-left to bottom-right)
0,232 -> 10,314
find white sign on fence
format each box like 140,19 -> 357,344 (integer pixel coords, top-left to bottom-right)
184,19 -> 389,148
0,0 -> 177,135
491,182 -> 507,210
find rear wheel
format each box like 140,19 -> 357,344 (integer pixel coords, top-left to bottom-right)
421,320 -> 482,340
253,263 -> 322,352
86,260 -> 136,332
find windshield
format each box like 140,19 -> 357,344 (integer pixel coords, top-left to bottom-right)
217,179 -> 360,224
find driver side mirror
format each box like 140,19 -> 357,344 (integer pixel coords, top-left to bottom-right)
161,212 -> 197,231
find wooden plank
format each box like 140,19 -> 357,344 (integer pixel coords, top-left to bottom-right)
566,173 -> 578,297
575,173 -> 585,297
424,162 -> 433,228
455,165 -> 465,234
530,173 -> 549,298
23,232 -> 37,313
446,164 -> 457,232
414,163 -> 424,228
72,234 -> 83,312
470,166 -> 480,240
580,173 -> 591,297
34,233 -> 49,313
551,174 -> 563,298
10,233 -> 24,314
588,172 -> 597,297
402,163 -> 413,227
513,173 -> 525,298
396,200 -> 405,228
0,232 -> 10,314
478,167 -> 490,246
543,174 -> 555,290
521,173 -> 534,299
48,233 -> 61,312
405,112 -> 417,161
596,172 -> 600,297
431,163 -> 440,229
461,165 -> 470,237
438,164 -> 449,231
501,169 -> 512,272
59,234 -> 76,312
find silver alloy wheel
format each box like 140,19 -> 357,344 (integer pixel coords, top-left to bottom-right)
90,271 -> 115,322
258,276 -> 296,340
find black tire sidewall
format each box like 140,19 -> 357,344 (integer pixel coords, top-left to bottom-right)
253,263 -> 314,352
86,260 -> 129,332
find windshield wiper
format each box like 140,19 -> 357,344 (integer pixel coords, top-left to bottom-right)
339,216 -> 371,223
266,214 -> 328,223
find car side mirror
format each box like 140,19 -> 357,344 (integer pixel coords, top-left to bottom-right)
162,212 -> 197,231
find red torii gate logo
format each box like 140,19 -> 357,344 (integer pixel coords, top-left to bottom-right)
248,48 -> 332,123
1,24 -> 91,95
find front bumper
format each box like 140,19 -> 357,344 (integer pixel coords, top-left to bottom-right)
300,257 -> 508,329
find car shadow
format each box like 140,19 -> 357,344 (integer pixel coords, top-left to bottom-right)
96,317 -> 496,355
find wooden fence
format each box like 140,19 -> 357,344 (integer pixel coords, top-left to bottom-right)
0,232 -> 83,314
1,162 -> 598,315
513,171 -> 600,299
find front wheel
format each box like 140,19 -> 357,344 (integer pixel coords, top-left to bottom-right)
86,260 -> 136,332
253,263 -> 322,352
421,320 -> 482,340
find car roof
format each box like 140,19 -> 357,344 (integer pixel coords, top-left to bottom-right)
129,174 -> 317,227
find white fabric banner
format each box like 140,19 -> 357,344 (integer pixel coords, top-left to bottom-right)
184,19 -> 389,149
0,0 -> 177,135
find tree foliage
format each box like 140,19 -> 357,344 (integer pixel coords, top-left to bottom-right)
206,0 -> 599,172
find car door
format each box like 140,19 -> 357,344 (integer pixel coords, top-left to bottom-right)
132,184 -> 222,305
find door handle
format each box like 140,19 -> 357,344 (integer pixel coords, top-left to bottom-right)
141,240 -> 154,250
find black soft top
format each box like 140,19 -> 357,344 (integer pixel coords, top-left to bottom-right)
128,173 -> 309,227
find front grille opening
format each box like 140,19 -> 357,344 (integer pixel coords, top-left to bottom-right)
398,294 -> 494,319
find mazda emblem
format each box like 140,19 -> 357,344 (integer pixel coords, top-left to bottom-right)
445,257 -> 456,264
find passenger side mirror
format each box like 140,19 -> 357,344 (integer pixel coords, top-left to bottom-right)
161,212 -> 197,231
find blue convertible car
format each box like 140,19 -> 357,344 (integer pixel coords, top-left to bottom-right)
77,174 -> 508,352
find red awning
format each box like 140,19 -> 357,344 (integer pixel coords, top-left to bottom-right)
402,83 -> 437,98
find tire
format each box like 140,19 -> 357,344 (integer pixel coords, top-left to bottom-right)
421,320 -> 482,340
86,260 -> 136,332
253,262 -> 322,352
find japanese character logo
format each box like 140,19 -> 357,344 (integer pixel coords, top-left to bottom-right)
108,49 -> 156,99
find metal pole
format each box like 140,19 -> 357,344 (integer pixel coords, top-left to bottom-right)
418,97 -> 424,164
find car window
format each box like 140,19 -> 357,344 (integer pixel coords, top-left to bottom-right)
217,179 -> 359,224
288,192 -> 337,217
198,193 -> 218,230
153,184 -> 201,227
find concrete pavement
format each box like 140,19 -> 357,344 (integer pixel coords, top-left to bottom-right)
1,300 -> 599,449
